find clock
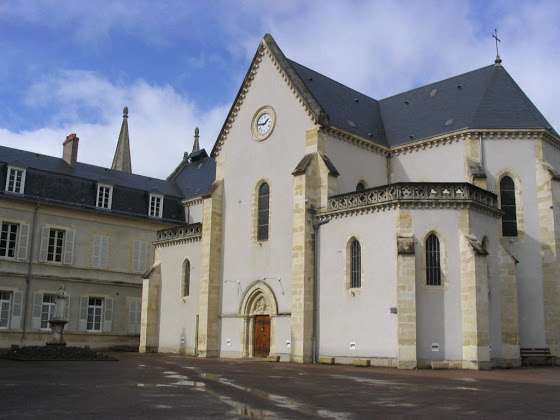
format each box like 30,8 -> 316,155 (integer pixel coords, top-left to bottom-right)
251,106 -> 276,141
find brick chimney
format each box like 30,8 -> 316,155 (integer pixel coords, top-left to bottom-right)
63,133 -> 79,165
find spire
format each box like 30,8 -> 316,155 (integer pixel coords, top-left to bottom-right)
192,127 -> 200,153
111,106 -> 132,173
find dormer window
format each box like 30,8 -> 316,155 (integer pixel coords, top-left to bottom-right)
96,184 -> 113,209
5,166 -> 26,194
149,194 -> 163,218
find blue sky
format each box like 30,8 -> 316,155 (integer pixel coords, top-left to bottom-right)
1,0 -> 559,179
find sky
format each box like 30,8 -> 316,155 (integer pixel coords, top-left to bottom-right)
1,0 -> 559,179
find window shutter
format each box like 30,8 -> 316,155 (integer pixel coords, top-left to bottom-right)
100,235 -> 109,268
127,299 -> 141,334
63,229 -> 75,265
39,227 -> 50,262
63,296 -> 70,331
132,240 -> 147,273
17,224 -> 30,260
78,296 -> 88,331
10,291 -> 23,330
31,292 -> 43,331
103,298 -> 113,332
92,234 -> 101,268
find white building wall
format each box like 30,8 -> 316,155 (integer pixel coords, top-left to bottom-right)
157,241 -> 201,353
324,135 -> 387,194
318,211 -> 398,361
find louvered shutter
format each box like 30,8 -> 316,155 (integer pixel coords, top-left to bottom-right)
31,292 -> 43,331
78,296 -> 88,331
100,235 -> 109,268
17,224 -> 30,260
39,227 -> 50,262
92,235 -> 101,268
132,240 -> 147,272
132,240 -> 140,272
103,298 -> 113,332
63,229 -> 75,265
128,299 -> 141,334
63,296 -> 70,331
139,241 -> 147,272
10,291 -> 23,330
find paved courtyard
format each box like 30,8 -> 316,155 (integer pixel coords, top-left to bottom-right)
1,352 -> 559,418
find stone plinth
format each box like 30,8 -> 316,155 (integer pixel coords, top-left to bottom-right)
47,320 -> 68,346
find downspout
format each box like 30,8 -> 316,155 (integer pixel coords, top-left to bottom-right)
386,153 -> 392,184
478,133 -> 484,169
22,203 -> 40,345
312,215 -> 330,364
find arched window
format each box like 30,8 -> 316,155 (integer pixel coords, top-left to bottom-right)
258,183 -> 270,241
500,176 -> 518,237
356,182 -> 366,191
426,234 -> 441,286
350,239 -> 361,288
183,259 -> 190,297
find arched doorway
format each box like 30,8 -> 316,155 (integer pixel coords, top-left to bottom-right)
239,281 -> 278,358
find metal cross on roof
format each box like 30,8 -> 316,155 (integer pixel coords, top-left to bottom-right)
492,29 -> 502,65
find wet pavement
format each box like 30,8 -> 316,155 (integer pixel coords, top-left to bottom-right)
1,352 -> 559,418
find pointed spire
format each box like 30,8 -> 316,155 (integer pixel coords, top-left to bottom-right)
111,106 -> 132,173
192,127 -> 200,153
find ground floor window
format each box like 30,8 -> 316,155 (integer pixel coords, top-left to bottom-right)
87,297 -> 103,331
40,294 -> 56,329
0,291 -> 11,328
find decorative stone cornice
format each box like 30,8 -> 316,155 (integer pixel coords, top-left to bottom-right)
182,197 -> 204,207
153,223 -> 202,247
316,183 -> 501,221
324,126 -> 389,156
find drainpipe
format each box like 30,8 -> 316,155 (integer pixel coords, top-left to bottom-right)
386,153 -> 392,185
22,203 -> 40,345
478,133 -> 484,169
312,215 -> 330,364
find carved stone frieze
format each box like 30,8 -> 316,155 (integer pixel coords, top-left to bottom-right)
153,223 -> 202,247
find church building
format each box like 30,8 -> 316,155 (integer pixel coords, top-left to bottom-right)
141,34 -> 560,369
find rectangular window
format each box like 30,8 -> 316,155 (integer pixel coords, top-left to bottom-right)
87,297 -> 103,331
0,222 -> 18,258
0,291 -> 11,328
40,294 -> 56,329
5,167 -> 25,194
47,229 -> 65,263
149,194 -> 163,218
96,184 -> 113,209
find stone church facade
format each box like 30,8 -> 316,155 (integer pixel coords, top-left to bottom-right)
140,34 -> 560,369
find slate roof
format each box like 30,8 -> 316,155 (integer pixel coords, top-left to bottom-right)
289,60 -> 556,148
0,145 -> 215,223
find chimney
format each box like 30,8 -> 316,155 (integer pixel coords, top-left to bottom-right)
63,133 -> 79,165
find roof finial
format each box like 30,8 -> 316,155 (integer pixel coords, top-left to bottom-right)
492,29 -> 502,66
192,127 -> 200,153
123,106 -> 128,117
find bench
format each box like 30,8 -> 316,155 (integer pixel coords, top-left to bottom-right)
520,348 -> 554,366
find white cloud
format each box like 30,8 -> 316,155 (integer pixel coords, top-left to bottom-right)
3,70 -> 229,179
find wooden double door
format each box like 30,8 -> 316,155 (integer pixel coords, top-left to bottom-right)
253,315 -> 270,358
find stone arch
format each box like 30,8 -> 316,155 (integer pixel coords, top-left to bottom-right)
239,281 -> 278,357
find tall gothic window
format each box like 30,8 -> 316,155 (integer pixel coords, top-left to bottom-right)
183,259 -> 190,297
350,238 -> 361,288
426,233 -> 441,286
500,176 -> 518,237
258,183 -> 270,241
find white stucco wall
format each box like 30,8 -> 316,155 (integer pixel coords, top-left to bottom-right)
318,211 -> 398,359
157,241 -> 201,353
324,135 -> 387,194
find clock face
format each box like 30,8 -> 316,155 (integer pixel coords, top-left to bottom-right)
252,106 -> 276,140
257,113 -> 272,134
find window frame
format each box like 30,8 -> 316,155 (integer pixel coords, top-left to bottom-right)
257,182 -> 270,241
499,175 -> 518,237
426,233 -> 442,286
40,294 -> 56,330
0,221 -> 19,259
47,228 -> 65,263
149,193 -> 163,218
96,184 -> 113,209
86,297 -> 103,332
5,166 -> 26,195
0,291 -> 11,329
